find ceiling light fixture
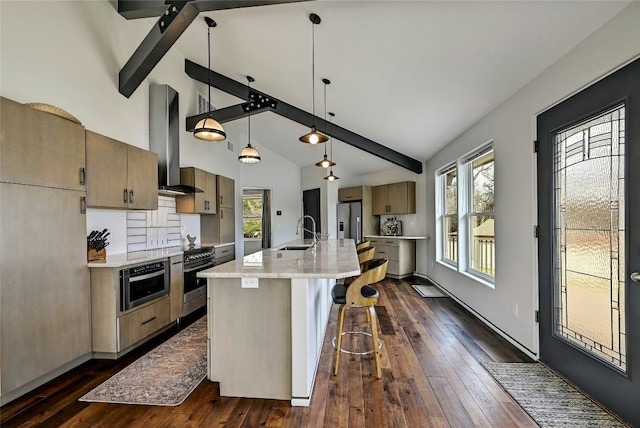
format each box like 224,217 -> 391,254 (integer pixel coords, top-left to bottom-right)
238,75 -> 261,164
324,112 -> 339,181
299,13 -> 328,145
316,78 -> 335,168
193,16 -> 226,142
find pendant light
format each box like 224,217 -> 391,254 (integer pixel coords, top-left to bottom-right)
324,112 -> 339,181
238,76 -> 261,164
315,78 -> 335,168
193,16 -> 226,142
299,13 -> 328,145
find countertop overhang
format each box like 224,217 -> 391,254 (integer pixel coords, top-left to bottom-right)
198,239 -> 360,279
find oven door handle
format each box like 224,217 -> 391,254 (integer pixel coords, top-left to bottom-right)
184,262 -> 215,274
128,269 -> 166,283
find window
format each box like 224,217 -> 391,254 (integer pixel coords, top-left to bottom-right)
465,147 -> 495,278
437,164 -> 458,266
242,193 -> 263,238
436,143 -> 495,282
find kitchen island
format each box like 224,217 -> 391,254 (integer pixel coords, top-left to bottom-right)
198,239 -> 359,406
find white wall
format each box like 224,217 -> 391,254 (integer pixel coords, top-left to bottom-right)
423,2 -> 640,355
0,1 -> 301,257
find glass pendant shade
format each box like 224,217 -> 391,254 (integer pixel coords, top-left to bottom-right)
238,144 -> 261,163
194,117 -> 226,141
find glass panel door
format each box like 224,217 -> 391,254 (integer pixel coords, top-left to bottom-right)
553,105 -> 626,371
537,57 -> 639,426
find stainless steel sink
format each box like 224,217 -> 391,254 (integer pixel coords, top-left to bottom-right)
278,245 -> 312,251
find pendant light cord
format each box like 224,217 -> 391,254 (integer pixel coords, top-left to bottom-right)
247,78 -> 251,146
323,81 -> 328,157
311,21 -> 316,126
207,25 -> 211,117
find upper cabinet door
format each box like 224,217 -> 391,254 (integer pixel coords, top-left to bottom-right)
127,145 -> 158,210
85,131 -> 128,209
85,130 -> 158,210
176,167 -> 216,214
0,97 -> 85,191
217,175 -> 235,209
372,182 -> 416,215
388,181 -> 416,214
372,185 -> 389,215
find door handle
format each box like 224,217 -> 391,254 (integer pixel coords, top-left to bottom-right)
631,272 -> 640,282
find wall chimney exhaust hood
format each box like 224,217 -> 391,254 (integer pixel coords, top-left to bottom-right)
149,84 -> 202,196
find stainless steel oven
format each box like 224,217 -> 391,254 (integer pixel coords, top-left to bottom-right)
182,246 -> 215,316
120,260 -> 169,312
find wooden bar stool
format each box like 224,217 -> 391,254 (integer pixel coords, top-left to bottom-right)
357,246 -> 375,264
356,240 -> 370,251
332,258 -> 388,379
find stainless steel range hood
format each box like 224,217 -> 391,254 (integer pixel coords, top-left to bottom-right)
149,84 -> 202,196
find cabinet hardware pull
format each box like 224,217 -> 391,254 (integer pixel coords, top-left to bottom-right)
141,316 -> 157,326
221,209 -> 223,219
80,167 -> 86,185
220,195 -> 223,206
129,189 -> 134,204
80,196 -> 86,214
123,188 -> 128,203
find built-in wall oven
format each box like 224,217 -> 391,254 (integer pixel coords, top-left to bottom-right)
182,246 -> 215,316
120,260 -> 169,312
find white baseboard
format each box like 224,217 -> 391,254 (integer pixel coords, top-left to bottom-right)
413,273 -> 538,360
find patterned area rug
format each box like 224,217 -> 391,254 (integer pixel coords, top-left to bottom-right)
80,317 -> 207,406
483,362 -> 628,427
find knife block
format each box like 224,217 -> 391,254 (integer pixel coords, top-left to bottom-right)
88,248 -> 106,262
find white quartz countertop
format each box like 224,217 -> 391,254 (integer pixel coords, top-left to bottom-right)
198,239 -> 360,279
365,235 -> 429,240
87,246 -> 183,268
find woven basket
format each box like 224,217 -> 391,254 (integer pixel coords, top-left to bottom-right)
24,102 -> 81,125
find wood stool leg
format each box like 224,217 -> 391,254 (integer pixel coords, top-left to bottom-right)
368,305 -> 382,379
333,304 -> 347,376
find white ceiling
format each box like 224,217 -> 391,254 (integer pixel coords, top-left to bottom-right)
141,0 -> 631,176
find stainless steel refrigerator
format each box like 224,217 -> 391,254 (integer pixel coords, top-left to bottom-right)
337,201 -> 363,243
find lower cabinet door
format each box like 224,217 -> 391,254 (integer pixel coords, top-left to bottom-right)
118,297 -> 170,351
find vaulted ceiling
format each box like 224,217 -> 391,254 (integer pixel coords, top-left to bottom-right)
119,0 -> 631,177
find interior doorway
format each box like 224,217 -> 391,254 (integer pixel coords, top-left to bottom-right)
242,188 -> 272,256
302,188 -> 321,240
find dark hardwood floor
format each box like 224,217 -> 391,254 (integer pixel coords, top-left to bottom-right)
1,277 -> 537,427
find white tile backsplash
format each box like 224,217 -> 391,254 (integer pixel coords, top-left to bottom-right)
127,196 -> 182,251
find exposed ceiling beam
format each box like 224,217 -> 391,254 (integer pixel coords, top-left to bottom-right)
118,0 -> 310,19
185,59 -> 423,174
117,0 -> 310,98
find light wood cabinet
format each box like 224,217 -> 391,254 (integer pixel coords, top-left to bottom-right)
201,175 -> 236,246
1,183 -> 90,398
217,175 -> 235,209
372,181 -> 416,215
169,255 -> 183,322
1,97 -> 90,403
85,130 -> 158,210
338,186 -> 363,202
214,244 -> 235,265
118,298 -> 171,351
176,167 -> 216,214
90,266 -> 172,359
367,237 -> 416,279
1,97 -> 86,191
